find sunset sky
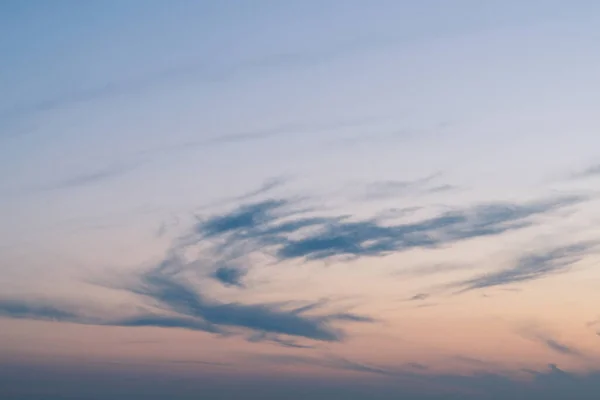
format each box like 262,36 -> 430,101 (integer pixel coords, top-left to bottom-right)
2,1 -> 600,399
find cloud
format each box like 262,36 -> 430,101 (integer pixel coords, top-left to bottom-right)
541,338 -> 585,357
587,319 -> 600,336
426,184 -> 461,193
174,193 -> 585,297
0,187 -> 587,348
204,118 -> 379,146
234,176 -> 288,201
452,355 -> 498,367
517,325 -> 588,359
213,265 -> 246,287
408,293 -> 429,301
361,173 -> 441,200
1,30 -> 393,124
197,199 -> 289,238
569,163 -> 600,179
114,313 -> 222,334
0,241 -> 373,346
126,268 -> 371,342
272,195 -> 584,261
454,242 -> 595,292
0,299 -> 81,322
35,161 -> 142,192
247,332 -> 314,349
0,269 -> 372,344
255,353 -> 405,377
397,263 -> 474,278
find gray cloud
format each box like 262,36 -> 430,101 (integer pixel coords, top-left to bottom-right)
193,194 -> 580,262
0,223 -> 374,346
0,299 -> 81,322
247,332 -> 315,349
541,338 -> 585,358
254,353 -> 412,378
518,328 -> 587,359
408,293 -> 430,301
426,184 -> 461,193
34,161 -> 142,192
0,269 -> 372,345
587,319 -> 600,336
397,263 -> 474,278
213,265 -> 246,287
178,193 -> 586,301
570,163 -> 600,180
361,173 -> 442,200
454,243 -> 595,292
0,187 -> 588,348
452,355 -> 497,367
124,267 -> 372,342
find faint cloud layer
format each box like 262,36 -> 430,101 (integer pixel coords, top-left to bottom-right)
17,161 -> 144,195
3,357 -> 600,400
454,243 -> 596,292
569,163 -> 600,180
517,326 -> 589,360
255,353 -> 600,399
361,173 -> 444,200
0,187 -> 588,347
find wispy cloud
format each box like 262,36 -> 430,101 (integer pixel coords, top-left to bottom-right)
254,353 -> 414,378
453,242 -> 595,292
518,326 -> 588,359
123,266 -> 372,342
0,270 -> 372,345
396,263 -> 474,278
0,185 -> 589,348
0,299 -> 81,322
180,193 -> 585,290
426,184 -> 461,194
569,163 -> 600,180
1,32 -> 393,123
247,332 -> 315,349
35,161 -> 142,192
587,318 -> 600,337
273,196 -> 584,261
452,355 -> 500,369
0,194 -> 381,345
361,173 -> 442,200
408,293 -> 430,301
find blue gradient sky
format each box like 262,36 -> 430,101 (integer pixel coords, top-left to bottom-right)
2,1 -> 600,399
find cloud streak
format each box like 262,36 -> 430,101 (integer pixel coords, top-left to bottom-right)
190,194 -> 583,264
361,173 -> 442,200
518,327 -> 588,360
0,299 -> 81,322
123,267 -> 372,342
570,163 -> 600,180
454,242 -> 595,292
33,161 -> 142,192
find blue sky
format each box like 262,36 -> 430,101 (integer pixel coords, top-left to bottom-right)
2,1 -> 600,399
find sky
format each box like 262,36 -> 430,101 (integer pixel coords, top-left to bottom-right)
2,1 -> 600,399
